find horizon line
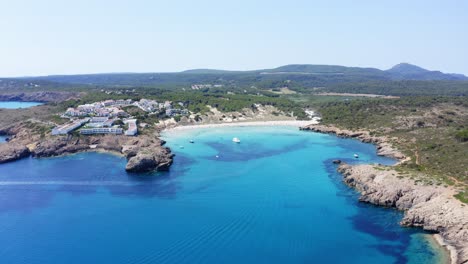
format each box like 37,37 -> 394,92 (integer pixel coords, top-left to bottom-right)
1,62 -> 466,79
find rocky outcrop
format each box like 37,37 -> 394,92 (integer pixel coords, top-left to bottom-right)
32,138 -> 89,157
124,136 -> 173,173
338,164 -> 468,264
0,143 -> 30,163
300,124 -> 407,161
125,147 -> 173,173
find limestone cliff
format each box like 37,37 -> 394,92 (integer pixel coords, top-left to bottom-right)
338,164 -> 468,264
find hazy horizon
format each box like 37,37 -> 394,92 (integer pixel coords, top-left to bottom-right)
1,62 -> 463,79
1,0 -> 467,77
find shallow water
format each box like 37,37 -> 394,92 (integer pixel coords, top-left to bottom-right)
0,136 -> 6,143
0,101 -> 43,109
0,126 -> 446,263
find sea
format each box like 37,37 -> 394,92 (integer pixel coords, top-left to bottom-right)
0,126 -> 447,263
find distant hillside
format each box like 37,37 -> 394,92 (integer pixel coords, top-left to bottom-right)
5,63 -> 467,92
386,63 -> 468,80
263,64 -> 383,75
182,63 -> 467,81
386,63 -> 428,75
181,69 -> 244,74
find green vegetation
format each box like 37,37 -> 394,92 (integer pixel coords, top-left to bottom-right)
311,96 -> 468,185
455,129 -> 468,142
316,96 -> 467,129
73,90 -> 307,119
454,189 -> 468,204
322,80 -> 468,96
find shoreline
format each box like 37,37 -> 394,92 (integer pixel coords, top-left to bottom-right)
1,119 -> 464,262
298,124 -> 465,264
167,120 -> 458,263
337,162 -> 465,264
164,120 -> 317,132
298,122 -> 466,264
299,124 -> 408,163
434,234 -> 459,264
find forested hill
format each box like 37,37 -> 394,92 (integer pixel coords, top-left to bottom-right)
2,63 -> 467,97
385,63 -> 467,80
11,63 -> 467,87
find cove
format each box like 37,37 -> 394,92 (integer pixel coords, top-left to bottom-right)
0,126 -> 447,263
0,101 -> 43,109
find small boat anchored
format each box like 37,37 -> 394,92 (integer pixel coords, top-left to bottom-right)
354,153 -> 359,158
232,137 -> 241,143
189,139 -> 194,143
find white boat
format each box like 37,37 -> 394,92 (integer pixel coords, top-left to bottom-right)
180,146 -> 184,149
189,139 -> 194,143
354,153 -> 359,158
232,137 -> 241,143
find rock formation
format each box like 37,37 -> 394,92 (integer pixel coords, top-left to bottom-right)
301,124 -> 467,263
338,164 -> 468,264
125,147 -> 173,173
0,143 -> 30,163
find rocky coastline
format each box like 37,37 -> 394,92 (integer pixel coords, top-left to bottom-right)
300,124 -> 407,161
338,164 -> 467,264
0,124 -> 173,173
301,124 -> 468,264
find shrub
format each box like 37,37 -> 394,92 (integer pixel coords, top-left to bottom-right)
455,129 -> 468,142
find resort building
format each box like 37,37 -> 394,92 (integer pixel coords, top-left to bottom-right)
52,118 -> 89,135
124,119 -> 138,136
65,108 -> 87,117
82,118 -> 115,128
114,99 -> 133,106
102,100 -> 115,107
80,127 -> 123,135
56,97 -> 187,136
166,108 -> 189,116
89,117 -> 109,123
103,118 -> 115,127
136,99 -> 159,112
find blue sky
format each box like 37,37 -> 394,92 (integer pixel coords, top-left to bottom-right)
1,0 -> 467,76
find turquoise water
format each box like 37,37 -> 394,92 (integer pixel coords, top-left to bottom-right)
0,101 -> 43,109
0,126 -> 445,263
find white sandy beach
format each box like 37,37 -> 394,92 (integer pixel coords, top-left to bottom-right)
165,120 -> 318,132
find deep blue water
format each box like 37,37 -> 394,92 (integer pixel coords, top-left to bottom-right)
0,101 -> 43,109
0,126 -> 446,263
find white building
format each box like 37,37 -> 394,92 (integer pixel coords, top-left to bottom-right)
65,108 -> 87,117
80,127 -> 123,135
89,117 -> 109,123
124,119 -> 138,136
52,118 -> 89,135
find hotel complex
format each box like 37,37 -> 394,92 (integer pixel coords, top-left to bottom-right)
52,98 -> 189,137
52,118 -> 90,135
80,127 -> 123,135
